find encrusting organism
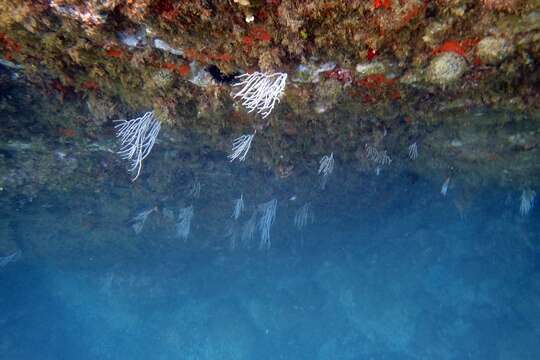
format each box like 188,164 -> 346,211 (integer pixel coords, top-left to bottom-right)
231,72 -> 287,118
49,0 -> 107,26
229,131 -> 256,162
115,111 -> 161,181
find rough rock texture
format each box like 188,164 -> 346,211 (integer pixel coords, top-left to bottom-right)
0,0 -> 539,116
476,36 -> 515,65
1,1 -> 540,254
426,52 -> 468,85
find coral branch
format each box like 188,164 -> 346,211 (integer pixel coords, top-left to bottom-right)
176,205 -> 194,240
318,153 -> 335,189
229,132 -> 255,162
232,72 -> 287,118
408,142 -> 418,160
114,111 -> 161,181
232,194 -> 244,220
520,189 -> 536,216
258,199 -> 277,250
294,203 -> 314,230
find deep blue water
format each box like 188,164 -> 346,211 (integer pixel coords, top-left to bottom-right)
1,181 -> 539,360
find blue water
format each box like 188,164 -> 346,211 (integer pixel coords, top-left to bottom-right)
1,182 -> 539,359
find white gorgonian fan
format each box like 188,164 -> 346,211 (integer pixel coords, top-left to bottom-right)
365,144 -> 392,165
258,199 -> 277,250
294,202 -> 314,230
318,153 -> 334,189
441,177 -> 451,196
408,142 -> 418,160
114,111 -> 161,181
520,189 -> 536,216
231,72 -> 287,118
318,153 -> 334,177
131,207 -> 157,234
229,132 -> 255,162
188,181 -> 201,199
176,205 -> 194,240
232,194 -> 244,220
241,211 -> 258,248
0,250 -> 21,267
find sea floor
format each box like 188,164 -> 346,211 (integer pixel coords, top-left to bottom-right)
1,188 -> 539,360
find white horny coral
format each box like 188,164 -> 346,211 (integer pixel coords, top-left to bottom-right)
188,180 -> 201,199
365,144 -> 392,166
294,203 -> 314,230
318,153 -> 334,189
520,189 -> 536,216
176,205 -> 194,240
408,142 -> 418,160
232,72 -> 287,118
232,194 -> 245,220
441,177 -> 451,196
241,211 -> 258,247
258,199 -> 277,250
318,153 -> 335,177
131,207 -> 157,234
115,111 -> 161,181
0,250 -> 21,267
229,132 -> 255,162
225,221 -> 241,250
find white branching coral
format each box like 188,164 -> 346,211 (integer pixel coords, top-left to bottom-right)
232,194 -> 245,220
408,142 -> 418,160
318,153 -> 335,177
224,221 -> 241,250
365,144 -> 392,165
176,205 -> 194,240
0,250 -> 21,267
318,153 -> 335,189
294,203 -> 314,230
232,72 -> 287,118
225,221 -> 241,250
115,111 -> 161,181
241,211 -> 258,247
258,199 -> 277,250
441,177 -> 451,196
188,180 -> 201,199
229,132 -> 255,162
520,189 -> 536,216
131,207 -> 157,234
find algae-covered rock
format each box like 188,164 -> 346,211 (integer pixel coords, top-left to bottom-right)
355,61 -> 387,77
426,53 -> 468,86
476,37 -> 515,65
292,62 -> 336,84
150,69 -> 176,90
482,0 -> 523,12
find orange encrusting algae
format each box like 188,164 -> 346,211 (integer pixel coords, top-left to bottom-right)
374,0 -> 392,10
433,39 -> 479,58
